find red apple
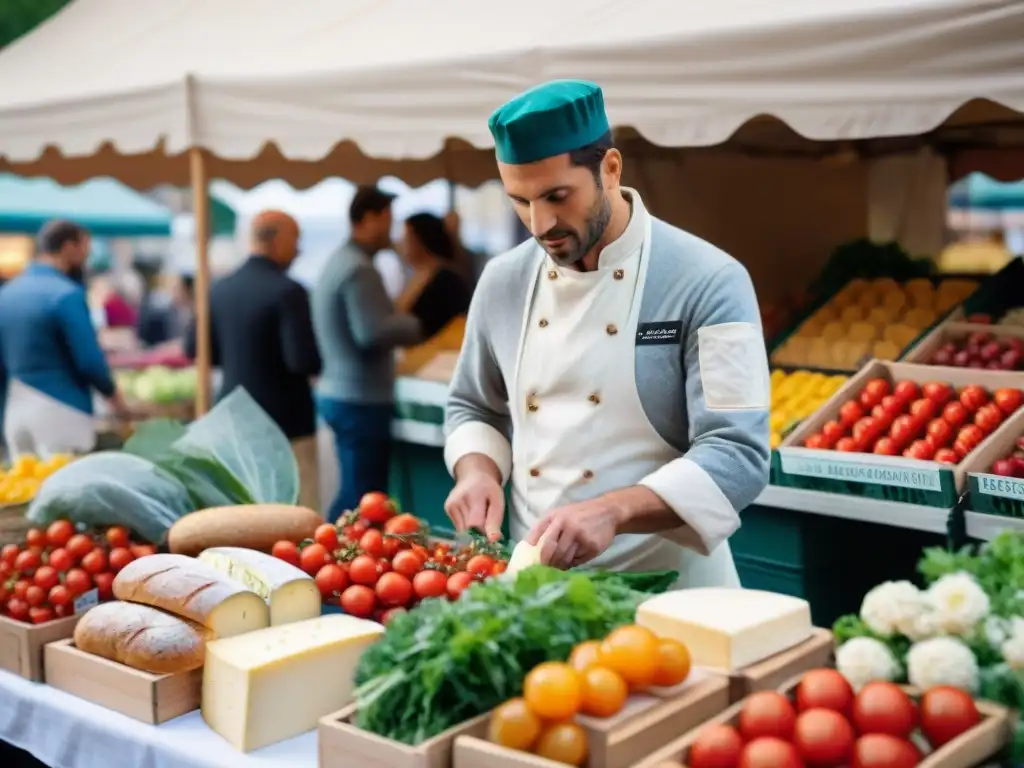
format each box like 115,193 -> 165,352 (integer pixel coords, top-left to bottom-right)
992,458 -> 1017,477
993,388 -> 1024,416
968,331 -> 994,347
1001,349 -> 1023,369
931,349 -> 954,366
942,401 -> 969,429
1011,457 -> 1024,478
922,382 -> 955,406
934,448 -> 960,464
952,350 -> 971,367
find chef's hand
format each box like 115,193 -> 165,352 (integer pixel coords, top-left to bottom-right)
444,464 -> 504,542
525,496 -> 624,569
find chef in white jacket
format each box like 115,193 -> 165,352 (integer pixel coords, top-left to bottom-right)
443,80 -> 771,588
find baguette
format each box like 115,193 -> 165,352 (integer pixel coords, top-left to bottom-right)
113,553 -> 269,637
74,601 -> 210,674
167,504 -> 322,557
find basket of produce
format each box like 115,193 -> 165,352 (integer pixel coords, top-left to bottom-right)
904,322 -> 1024,370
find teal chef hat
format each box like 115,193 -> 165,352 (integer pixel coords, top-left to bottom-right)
488,80 -> 610,165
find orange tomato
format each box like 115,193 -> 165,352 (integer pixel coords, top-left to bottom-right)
599,625 -> 660,688
569,640 -> 604,672
488,698 -> 542,751
534,722 -> 588,766
651,638 -> 691,687
579,665 -> 628,718
523,662 -> 583,721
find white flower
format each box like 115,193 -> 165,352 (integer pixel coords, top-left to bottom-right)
836,637 -> 901,691
904,610 -> 941,642
925,572 -> 991,636
906,636 -> 979,693
860,580 -> 927,637
1001,617 -> 1024,670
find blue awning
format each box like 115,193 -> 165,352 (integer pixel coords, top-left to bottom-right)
0,174 -> 172,237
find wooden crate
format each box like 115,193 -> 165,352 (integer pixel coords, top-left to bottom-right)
633,676 -> 1013,768
44,639 -> 201,724
0,613 -> 80,681
729,627 -> 834,702
452,671 -> 730,768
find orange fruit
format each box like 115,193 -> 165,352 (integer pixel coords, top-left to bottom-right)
600,625 -> 660,688
535,722 -> 589,766
652,638 -> 692,687
569,640 -> 604,672
579,665 -> 629,718
523,662 -> 583,720
488,698 -> 542,751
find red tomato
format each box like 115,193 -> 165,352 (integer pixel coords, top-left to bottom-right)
299,543 -> 332,575
921,381 -> 954,407
850,734 -> 921,768
47,548 -> 73,572
446,571 -> 475,600
48,584 -> 72,607
879,395 -> 903,418
25,528 -> 47,548
24,585 -> 46,607
793,708 -> 855,767
105,526 -> 131,549
859,387 -> 884,411
29,606 -> 54,625
53,602 -> 74,618
1,543 -> 19,566
805,434 -> 830,450
974,402 -> 1004,434
32,565 -> 59,592
108,547 -> 135,573
994,387 -> 1024,416
852,682 -> 917,739
130,544 -> 157,559
0,584 -> 9,603
66,534 -> 94,561
893,380 -> 920,404
688,723 -> 743,768
925,418 -> 953,447
795,669 -> 854,715
12,579 -> 29,600
348,554 -> 383,586
14,549 -> 41,575
93,572 -> 115,601
466,554 -> 496,577
839,401 -> 864,428
313,524 -> 340,551
380,607 -> 406,626
738,737 -> 804,768
959,385 -> 989,414
80,549 -> 108,575
491,561 -> 508,574
6,597 -> 29,621
46,520 -> 75,548
375,572 -> 414,607
339,584 -> 376,618
934,448 -> 960,464
821,421 -> 845,444
271,540 -> 300,567
359,529 -> 384,558
852,417 -> 881,448
870,407 -> 893,432
954,424 -> 986,458
909,398 -> 937,422
864,378 -> 891,400
391,550 -> 423,579
835,437 -> 858,453
65,568 -> 92,596
873,438 -> 900,456
315,564 -> 348,598
384,513 -> 421,535
739,691 -> 797,741
413,569 -> 448,599
919,686 -> 980,748
358,491 -> 396,524
381,536 -> 401,559
888,415 -> 918,447
902,440 -> 935,460
941,401 -> 969,429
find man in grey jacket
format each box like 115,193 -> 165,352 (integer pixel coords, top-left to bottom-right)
312,186 -> 423,521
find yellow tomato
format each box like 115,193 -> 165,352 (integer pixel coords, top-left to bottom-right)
535,723 -> 588,766
568,641 -> 604,673
600,625 -> 660,688
579,665 -> 628,718
488,698 -> 541,751
651,639 -> 692,687
523,662 -> 583,721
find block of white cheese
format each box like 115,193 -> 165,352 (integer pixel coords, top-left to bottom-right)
504,531 -> 553,576
198,547 -> 320,626
201,614 -> 384,752
636,588 -> 812,671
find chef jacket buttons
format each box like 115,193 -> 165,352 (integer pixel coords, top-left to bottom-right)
581,469 -> 594,480
529,467 -> 541,477
538,318 -> 549,328
606,324 -> 618,336
613,269 -> 624,280
527,394 -> 539,412
588,393 -> 601,405
547,270 -> 558,280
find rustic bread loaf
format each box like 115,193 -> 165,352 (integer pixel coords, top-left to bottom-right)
74,601 -> 210,674
167,504 -> 323,557
113,553 -> 269,637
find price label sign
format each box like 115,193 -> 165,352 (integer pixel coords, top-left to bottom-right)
73,588 -> 99,614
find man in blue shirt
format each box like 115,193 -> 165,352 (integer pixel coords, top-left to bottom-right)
0,220 -> 127,457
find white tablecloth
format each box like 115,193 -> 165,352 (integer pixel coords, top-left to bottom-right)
0,670 -> 317,768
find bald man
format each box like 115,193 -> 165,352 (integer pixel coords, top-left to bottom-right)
185,211 -> 323,510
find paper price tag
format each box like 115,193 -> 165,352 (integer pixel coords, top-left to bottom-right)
73,588 -> 99,614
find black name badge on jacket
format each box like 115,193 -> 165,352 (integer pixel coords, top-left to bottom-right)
636,321 -> 683,346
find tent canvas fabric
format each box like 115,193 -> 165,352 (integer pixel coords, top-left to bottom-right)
0,0 -> 1020,189
0,174 -> 172,237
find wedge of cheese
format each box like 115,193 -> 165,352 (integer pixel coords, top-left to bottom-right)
504,531 -> 552,576
201,614 -> 384,752
636,588 -> 812,671
198,547 -> 320,626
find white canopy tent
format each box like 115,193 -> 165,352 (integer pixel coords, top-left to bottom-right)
0,0 -> 1021,409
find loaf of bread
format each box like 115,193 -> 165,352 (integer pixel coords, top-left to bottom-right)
167,504 -> 322,557
74,601 -> 210,674
113,553 -> 269,637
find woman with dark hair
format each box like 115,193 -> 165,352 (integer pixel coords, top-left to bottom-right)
395,213 -> 471,338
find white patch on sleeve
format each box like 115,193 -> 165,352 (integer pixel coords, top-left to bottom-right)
697,322 -> 770,410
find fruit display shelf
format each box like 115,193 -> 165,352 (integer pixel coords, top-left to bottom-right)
965,406 -> 1024,533
754,486 -> 951,534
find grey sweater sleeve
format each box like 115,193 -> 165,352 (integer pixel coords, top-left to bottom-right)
443,268 -> 513,484
342,265 -> 423,351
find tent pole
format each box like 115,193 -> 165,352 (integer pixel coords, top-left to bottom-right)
189,146 -> 212,417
